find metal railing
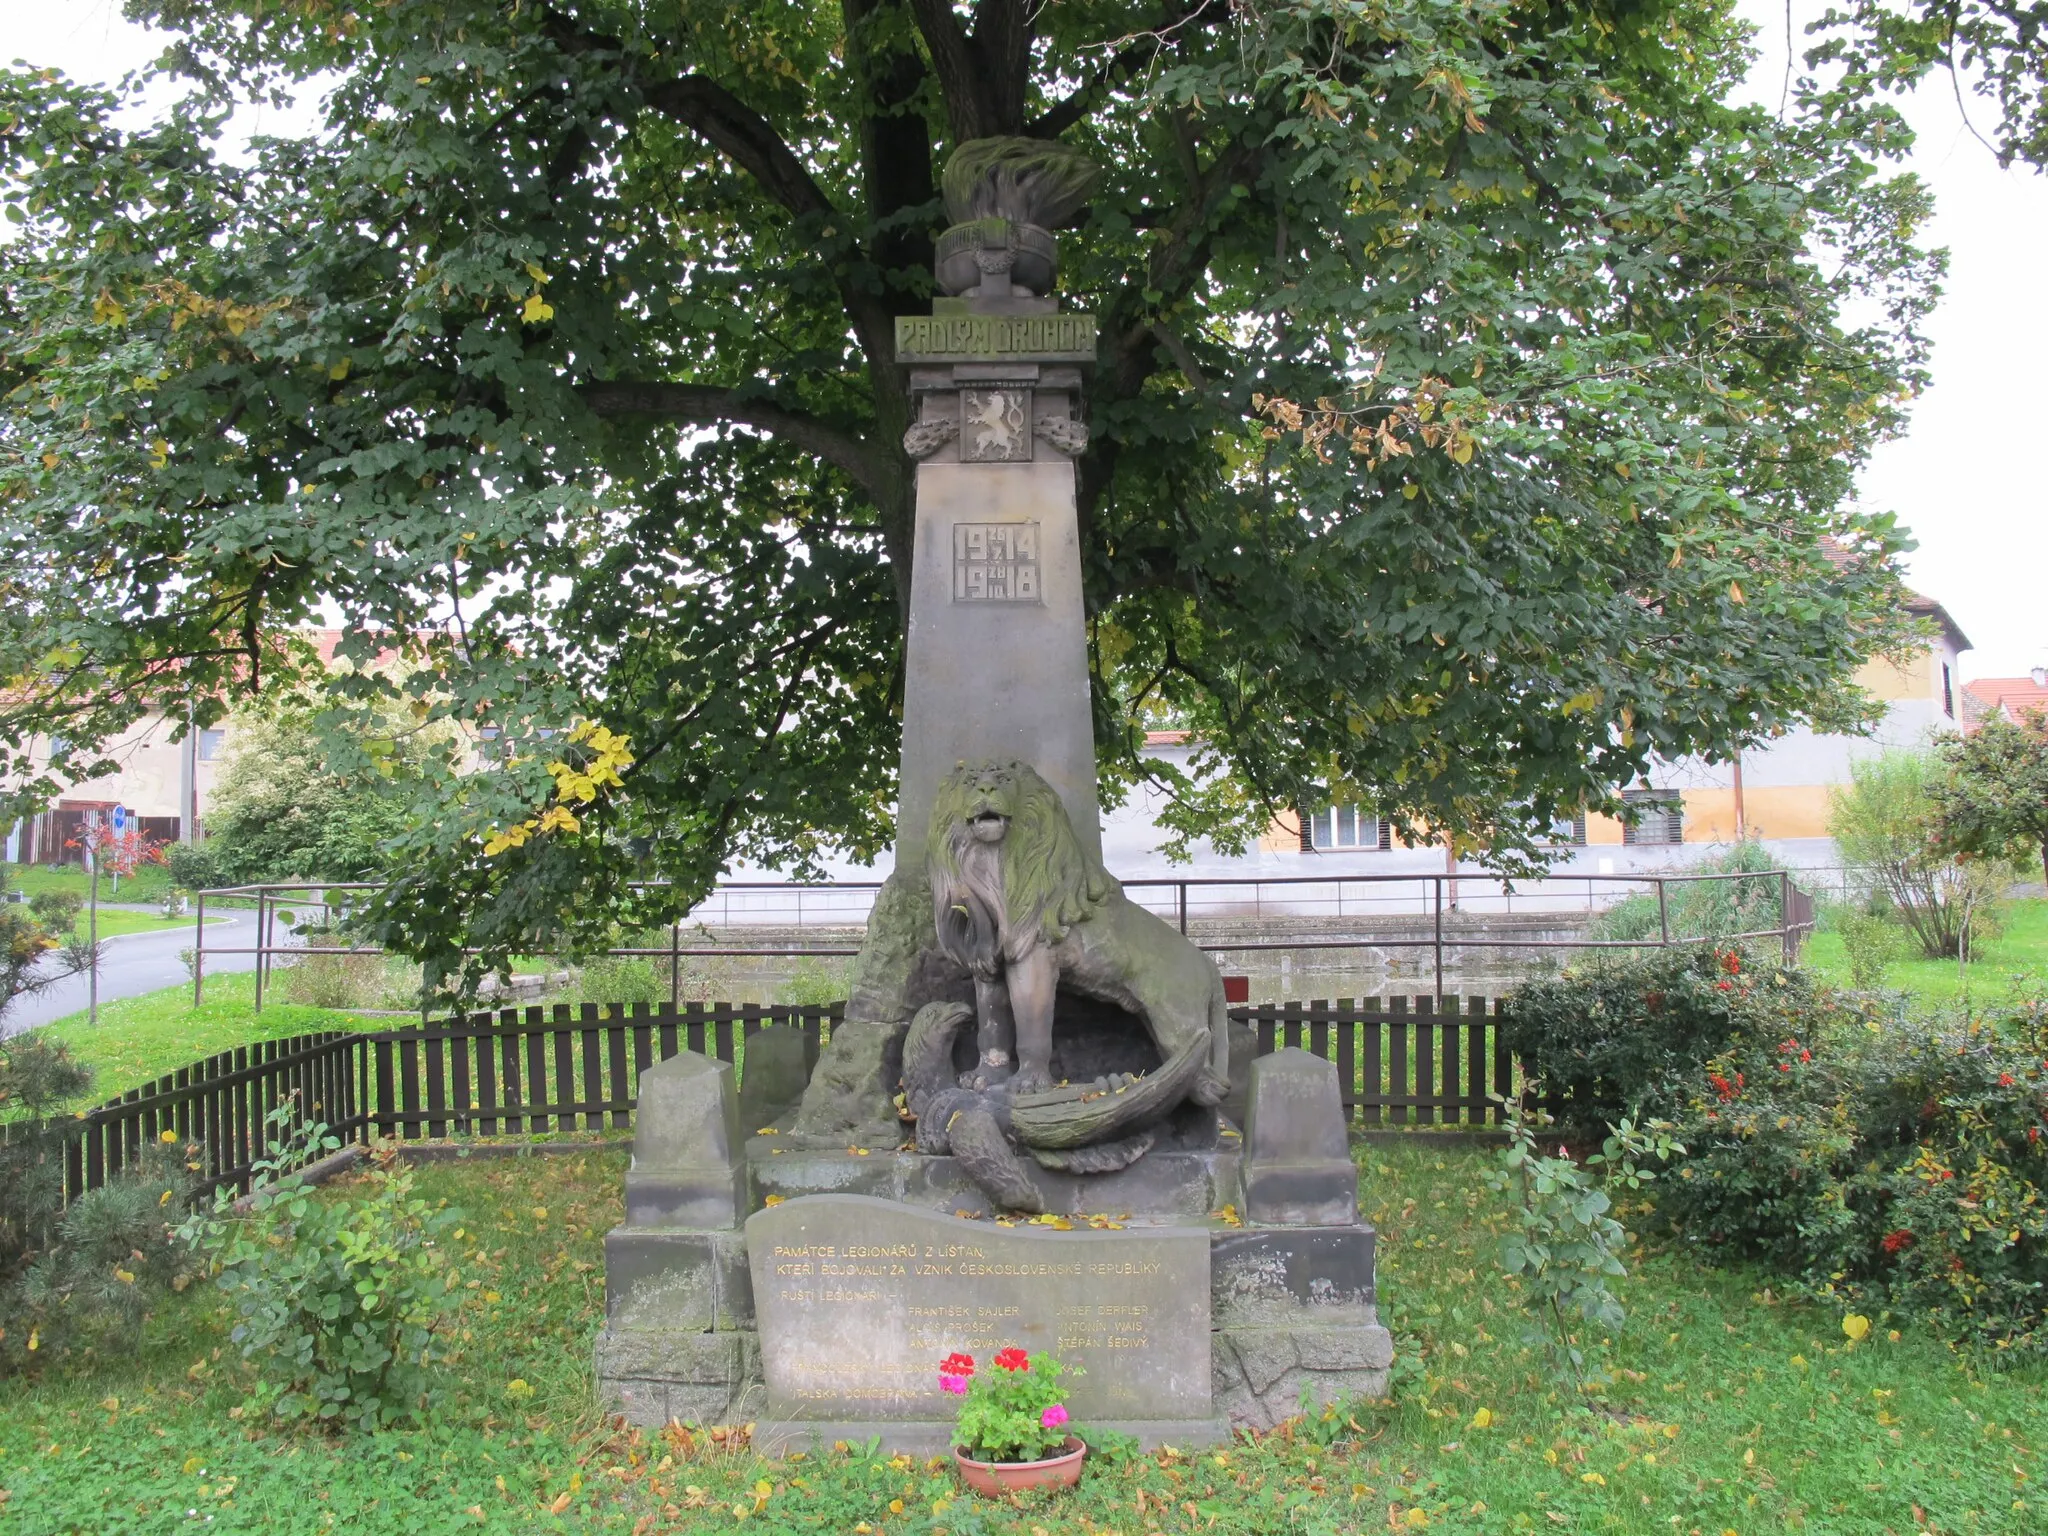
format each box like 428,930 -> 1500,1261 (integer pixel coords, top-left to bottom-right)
188,867 -> 1816,1012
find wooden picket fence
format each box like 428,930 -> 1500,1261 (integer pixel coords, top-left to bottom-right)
50,996 -> 1512,1205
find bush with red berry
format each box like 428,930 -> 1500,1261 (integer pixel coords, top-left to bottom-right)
1502,944 -> 1823,1140
1660,1000 -> 2048,1353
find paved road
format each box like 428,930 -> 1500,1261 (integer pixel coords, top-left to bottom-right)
1,911 -> 277,1036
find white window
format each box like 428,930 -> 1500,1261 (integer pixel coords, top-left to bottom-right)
197,729 -> 225,761
1310,805 -> 1389,851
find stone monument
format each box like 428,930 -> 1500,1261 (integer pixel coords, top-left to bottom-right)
595,137 -> 1392,1445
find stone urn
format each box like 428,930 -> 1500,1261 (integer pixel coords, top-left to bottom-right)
953,1436 -> 1086,1497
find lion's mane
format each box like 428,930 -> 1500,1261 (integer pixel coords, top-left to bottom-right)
927,759 -> 1111,976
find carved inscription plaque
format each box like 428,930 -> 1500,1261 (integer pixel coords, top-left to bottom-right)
953,521 -> 1041,603
895,312 -> 1097,363
747,1195 -> 1212,1422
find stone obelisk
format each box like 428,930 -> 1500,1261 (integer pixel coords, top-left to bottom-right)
788,138 -> 1106,1141
892,295 -> 1099,867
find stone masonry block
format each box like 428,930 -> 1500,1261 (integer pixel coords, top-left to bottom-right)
604,1227 -> 753,1331
1225,1328 -> 1298,1396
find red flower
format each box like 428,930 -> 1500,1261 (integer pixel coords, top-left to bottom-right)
1720,951 -> 1742,976
994,1347 -> 1030,1373
1881,1229 -> 1913,1254
1709,1072 -> 1735,1102
1716,980 -> 1733,992
940,1352 -> 976,1379
1999,1074 -> 2015,1087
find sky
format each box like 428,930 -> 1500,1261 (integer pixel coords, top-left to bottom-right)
9,1 -> 2045,684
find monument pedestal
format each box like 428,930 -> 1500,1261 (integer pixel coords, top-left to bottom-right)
592,138 -> 1391,1442
595,1050 -> 1393,1445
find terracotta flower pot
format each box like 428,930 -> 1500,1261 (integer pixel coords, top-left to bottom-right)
953,1436 -> 1086,1496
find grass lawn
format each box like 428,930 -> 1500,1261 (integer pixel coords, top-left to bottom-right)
1,1140 -> 2039,1534
64,910 -> 219,940
4,864 -> 178,904
14,971 -> 376,1117
1801,897 -> 2048,1008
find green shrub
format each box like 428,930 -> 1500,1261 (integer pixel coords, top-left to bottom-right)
163,843 -> 223,893
1485,1096 -> 1680,1389
179,1113 -> 464,1429
2,1038 -> 197,1371
1836,907 -> 1903,990
276,951 -> 388,1011
1659,1005 -> 2048,1353
1586,841 -> 1786,944
575,955 -> 665,1008
1502,945 -> 1827,1138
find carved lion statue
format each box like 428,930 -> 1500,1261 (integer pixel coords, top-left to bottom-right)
897,759 -> 1230,1210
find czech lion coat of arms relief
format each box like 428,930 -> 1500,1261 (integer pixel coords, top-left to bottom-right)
959,387 -> 1031,462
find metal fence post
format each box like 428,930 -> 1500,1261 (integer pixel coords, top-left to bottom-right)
1780,870 -> 1792,965
1433,875 -> 1444,1004
1177,881 -> 1188,936
192,890 -> 206,1006
253,889 -> 266,1014
1656,879 -> 1670,947
670,921 -> 681,1009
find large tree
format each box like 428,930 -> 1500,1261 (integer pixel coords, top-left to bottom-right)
0,0 -> 1963,984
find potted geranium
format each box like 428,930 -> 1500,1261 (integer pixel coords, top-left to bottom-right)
939,1347 -> 1084,1495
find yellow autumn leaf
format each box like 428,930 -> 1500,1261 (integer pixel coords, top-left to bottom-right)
1470,1407 -> 1493,1428
1402,1508 -> 1429,1529
753,1480 -> 772,1499
888,1499 -> 904,1514
1402,483 -> 1420,499
161,1128 -> 179,1144
1843,1314 -> 1871,1342
526,262 -> 551,285
763,1194 -> 784,1207
1728,580 -> 1745,604
1743,1447 -> 1755,1466
41,452 -> 59,470
1580,1471 -> 1605,1485
1450,436 -> 1475,465
149,440 -> 171,469
328,358 -> 350,380
521,294 -> 555,324
549,1492 -> 572,1514
535,805 -> 580,835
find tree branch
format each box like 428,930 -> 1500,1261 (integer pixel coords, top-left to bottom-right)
908,0 -> 992,141
640,76 -> 838,220
1029,1 -> 1230,139
579,381 -> 887,502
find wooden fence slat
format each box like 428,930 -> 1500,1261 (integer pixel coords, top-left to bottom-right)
684,1000 -> 706,1059
1414,996 -> 1436,1127
525,1007 -> 549,1134
1388,998 -> 1409,1127
1358,999 -> 1381,1127
1465,997 -> 1487,1126
1492,997 -> 1512,1122
580,1003 -> 605,1130
611,1007 -> 637,1128
425,1030 -> 447,1139
451,1019 -> 473,1136
1335,1002 -> 1356,1117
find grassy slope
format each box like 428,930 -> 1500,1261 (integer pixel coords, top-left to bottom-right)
1801,897 -> 2048,1006
1,1141 -> 2038,1534
15,971 -> 374,1115
5,864 -> 178,903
